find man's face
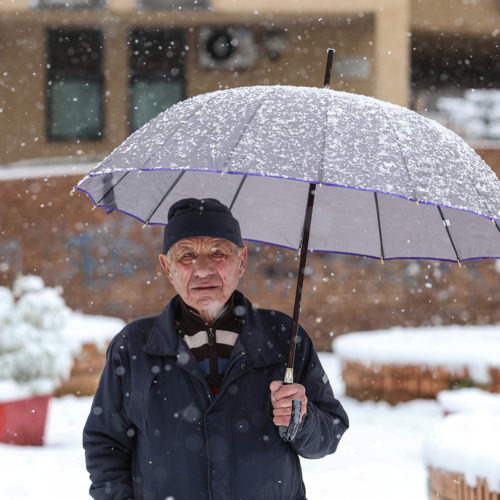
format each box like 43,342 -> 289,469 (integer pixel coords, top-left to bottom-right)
159,237 -> 247,323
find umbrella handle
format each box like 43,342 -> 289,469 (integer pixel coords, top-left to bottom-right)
278,397 -> 302,442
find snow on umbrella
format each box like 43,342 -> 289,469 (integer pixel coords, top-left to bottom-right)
76,85 -> 500,262
74,74 -> 500,440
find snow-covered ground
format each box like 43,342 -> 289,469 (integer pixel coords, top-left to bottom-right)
0,352 -> 446,500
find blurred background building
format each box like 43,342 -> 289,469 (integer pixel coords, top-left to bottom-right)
1,0 -> 500,347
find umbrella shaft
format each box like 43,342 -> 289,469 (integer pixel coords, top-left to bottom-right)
287,183 -> 316,374
324,48 -> 335,88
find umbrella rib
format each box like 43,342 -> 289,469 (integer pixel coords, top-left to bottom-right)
378,107 -> 419,202
221,95 -> 271,172
143,170 -> 186,225
374,192 -> 385,261
95,171 -> 129,206
437,206 -> 461,263
138,94 -> 222,172
229,175 -> 248,211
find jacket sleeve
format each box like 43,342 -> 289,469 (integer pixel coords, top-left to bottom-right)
288,327 -> 349,459
83,333 -> 135,499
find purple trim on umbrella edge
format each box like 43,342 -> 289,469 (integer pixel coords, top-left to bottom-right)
74,186 -> 500,262
76,167 -> 500,223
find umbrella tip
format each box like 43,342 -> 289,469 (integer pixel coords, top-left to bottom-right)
142,221 -> 149,229
70,188 -> 75,196
91,205 -> 97,211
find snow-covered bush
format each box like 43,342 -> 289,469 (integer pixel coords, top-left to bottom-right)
0,276 -> 78,399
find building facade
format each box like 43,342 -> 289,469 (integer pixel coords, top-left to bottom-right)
2,0 -> 500,165
0,0 -> 411,164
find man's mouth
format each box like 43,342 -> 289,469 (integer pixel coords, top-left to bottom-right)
191,284 -> 220,291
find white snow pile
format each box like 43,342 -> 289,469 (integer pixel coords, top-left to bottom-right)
333,325 -> 500,384
0,276 -> 78,401
437,88 -> 500,140
437,388 -> 500,415
64,313 -> 125,351
424,410 -> 500,492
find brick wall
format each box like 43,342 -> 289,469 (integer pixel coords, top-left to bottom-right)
1,157 -> 500,351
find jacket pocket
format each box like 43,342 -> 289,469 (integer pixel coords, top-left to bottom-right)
126,372 -> 158,438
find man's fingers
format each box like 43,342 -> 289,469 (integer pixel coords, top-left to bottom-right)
273,415 -> 293,426
271,397 -> 292,409
270,381 -> 308,426
270,381 -> 302,399
273,407 -> 292,417
269,380 -> 282,394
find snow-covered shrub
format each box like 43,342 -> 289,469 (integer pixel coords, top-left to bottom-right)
0,276 -> 78,399
0,287 -> 14,326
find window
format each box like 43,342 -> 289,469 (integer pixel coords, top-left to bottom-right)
137,0 -> 209,11
411,34 -> 500,139
46,29 -> 103,141
36,0 -> 105,9
129,29 -> 185,132
412,34 -> 500,92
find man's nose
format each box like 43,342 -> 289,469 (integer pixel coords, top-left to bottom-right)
193,255 -> 215,277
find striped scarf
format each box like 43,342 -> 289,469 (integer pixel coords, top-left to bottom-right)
176,296 -> 242,394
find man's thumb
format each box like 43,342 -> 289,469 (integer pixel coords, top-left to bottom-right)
269,380 -> 283,393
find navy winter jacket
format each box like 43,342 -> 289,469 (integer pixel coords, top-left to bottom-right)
83,291 -> 349,500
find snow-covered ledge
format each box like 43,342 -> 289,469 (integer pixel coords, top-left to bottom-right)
0,158 -> 97,180
437,388 -> 500,416
55,313 -> 125,397
333,325 -> 500,404
425,412 -> 500,499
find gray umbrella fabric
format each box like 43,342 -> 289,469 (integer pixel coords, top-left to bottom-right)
76,85 -> 500,262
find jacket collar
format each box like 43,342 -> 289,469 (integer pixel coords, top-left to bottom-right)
143,291 -> 285,368
143,296 -> 181,356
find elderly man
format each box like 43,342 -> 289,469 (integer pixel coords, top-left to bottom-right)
83,198 -> 348,500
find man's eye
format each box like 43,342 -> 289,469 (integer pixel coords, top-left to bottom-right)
181,253 -> 194,260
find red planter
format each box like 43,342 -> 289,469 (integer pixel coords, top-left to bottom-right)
0,394 -> 51,446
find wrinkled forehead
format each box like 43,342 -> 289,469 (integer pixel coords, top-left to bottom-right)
170,236 -> 237,253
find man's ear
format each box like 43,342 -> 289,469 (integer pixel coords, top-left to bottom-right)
238,246 -> 248,278
158,254 -> 173,284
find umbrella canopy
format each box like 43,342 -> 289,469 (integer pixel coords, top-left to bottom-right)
77,85 -> 500,263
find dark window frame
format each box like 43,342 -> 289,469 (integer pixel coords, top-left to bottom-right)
36,0 -> 106,10
137,0 -> 210,11
46,28 -> 104,142
128,28 -> 186,133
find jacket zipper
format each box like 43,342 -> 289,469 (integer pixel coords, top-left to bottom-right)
211,351 -> 246,404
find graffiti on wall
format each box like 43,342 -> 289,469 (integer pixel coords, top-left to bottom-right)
64,218 -> 157,286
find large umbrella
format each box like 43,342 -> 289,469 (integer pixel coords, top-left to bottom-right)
75,52 -> 500,439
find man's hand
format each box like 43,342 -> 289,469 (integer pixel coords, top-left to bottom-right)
269,380 -> 308,426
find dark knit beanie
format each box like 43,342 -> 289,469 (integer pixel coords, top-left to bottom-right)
162,198 -> 243,254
